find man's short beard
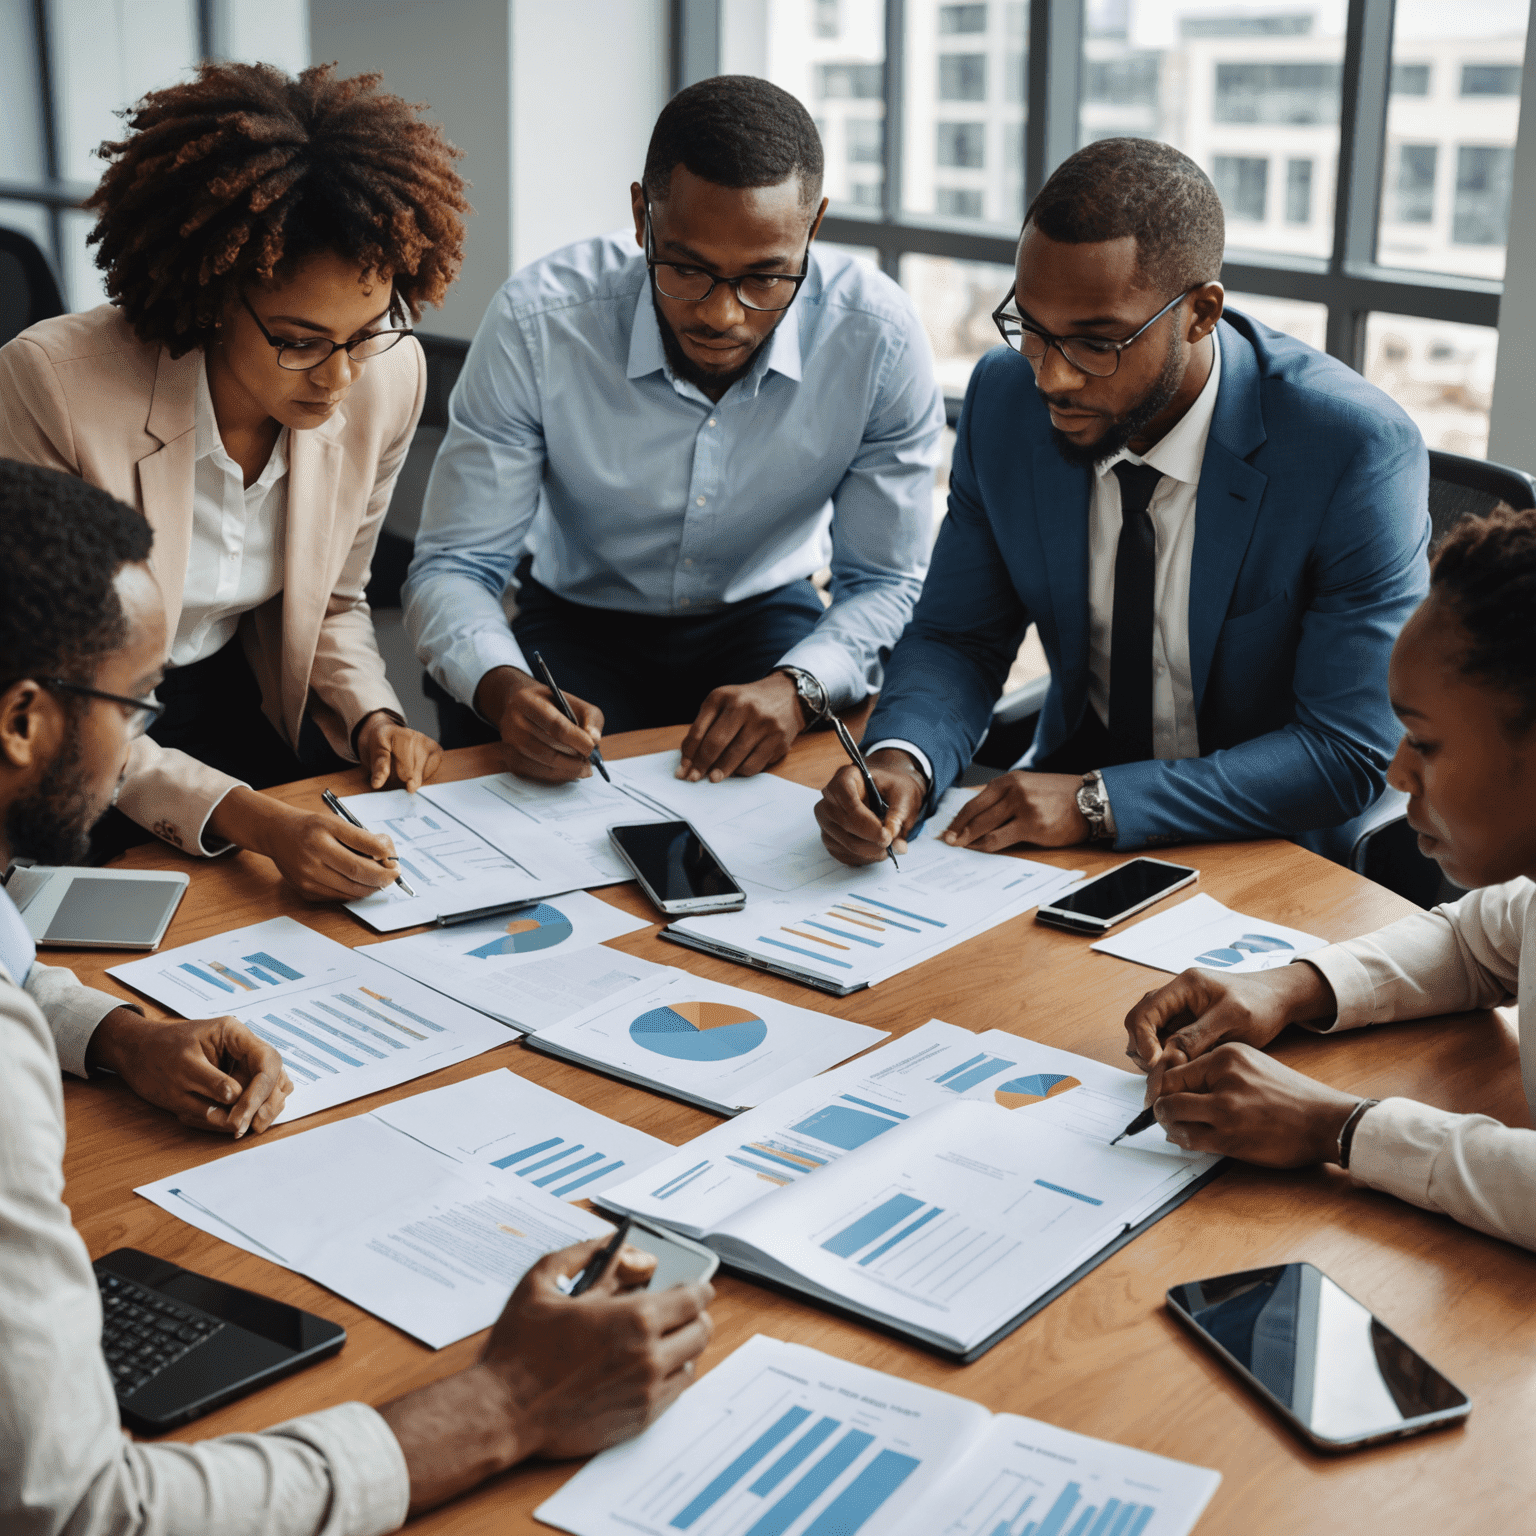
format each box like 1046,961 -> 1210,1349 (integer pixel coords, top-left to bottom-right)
651,286 -> 766,395
5,730 -> 103,866
1049,328 -> 1187,468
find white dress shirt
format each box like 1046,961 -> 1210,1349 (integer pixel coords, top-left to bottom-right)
1304,878 -> 1536,1252
170,360 -> 290,667
0,885 -> 411,1536
872,337 -> 1222,817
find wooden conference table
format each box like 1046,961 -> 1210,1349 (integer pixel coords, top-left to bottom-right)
58,727 -> 1534,1535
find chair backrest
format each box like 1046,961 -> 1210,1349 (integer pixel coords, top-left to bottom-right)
0,226 -> 66,347
1427,448 -> 1536,549
418,332 -> 470,432
1351,813 -> 1463,910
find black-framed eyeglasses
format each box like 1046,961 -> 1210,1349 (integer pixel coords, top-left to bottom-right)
992,285 -> 1199,378
239,292 -> 414,372
644,203 -> 811,312
42,679 -> 164,738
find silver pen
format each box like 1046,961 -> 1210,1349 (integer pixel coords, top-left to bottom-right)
321,788 -> 417,897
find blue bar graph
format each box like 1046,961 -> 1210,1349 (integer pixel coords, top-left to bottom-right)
263,1013 -> 363,1068
844,893 -> 946,927
989,1495 -> 1033,1536
290,1008 -> 385,1060
180,963 -> 234,994
669,1406 -> 812,1529
802,1448 -> 921,1536
749,1416 -> 841,1496
1035,1482 -> 1082,1536
533,1151 -> 603,1187
944,1057 -> 1016,1094
1085,1501 -> 1121,1536
1035,1179 -> 1103,1207
336,993 -> 428,1041
728,1155 -> 795,1183
936,1052 -> 986,1084
743,1429 -> 875,1536
652,1160 -> 709,1199
1105,1506 -> 1139,1536
759,935 -> 855,969
803,919 -> 884,948
248,1024 -> 319,1081
554,1160 -> 623,1197
821,1195 -> 925,1258
247,967 -> 278,985
309,1000 -> 406,1051
1067,1505 -> 1099,1536
243,950 -> 302,981
492,1137 -> 560,1168
1125,1508 -> 1154,1536
858,1206 -> 941,1266
840,1095 -> 907,1120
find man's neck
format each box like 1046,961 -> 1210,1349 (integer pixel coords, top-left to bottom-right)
1127,330 -> 1215,458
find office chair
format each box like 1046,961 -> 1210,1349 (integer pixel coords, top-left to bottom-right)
0,226 -> 65,347
364,332 -> 470,609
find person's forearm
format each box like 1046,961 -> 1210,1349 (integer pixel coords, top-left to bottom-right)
379,1364 -> 527,1517
1275,960 -> 1339,1027
473,664 -> 532,726
205,786 -> 293,860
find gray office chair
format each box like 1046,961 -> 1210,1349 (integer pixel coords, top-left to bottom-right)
364,331 -> 470,609
0,226 -> 65,347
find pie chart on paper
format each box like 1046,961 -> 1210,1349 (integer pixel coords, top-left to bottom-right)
465,902 -> 574,958
994,1073 -> 1080,1109
629,1001 -> 769,1061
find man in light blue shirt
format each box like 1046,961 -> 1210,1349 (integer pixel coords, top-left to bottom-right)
405,76 -> 943,784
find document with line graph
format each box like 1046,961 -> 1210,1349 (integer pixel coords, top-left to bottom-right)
597,1021 -> 1219,1360
536,1334 -> 1220,1536
107,916 -> 512,1122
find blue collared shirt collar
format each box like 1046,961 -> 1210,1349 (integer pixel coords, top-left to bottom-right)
625,282 -> 804,399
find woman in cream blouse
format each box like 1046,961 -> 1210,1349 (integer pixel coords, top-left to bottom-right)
1122,504 -> 1536,1251
0,60 -> 470,898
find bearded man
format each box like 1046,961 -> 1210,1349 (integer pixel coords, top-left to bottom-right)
817,137 -> 1430,868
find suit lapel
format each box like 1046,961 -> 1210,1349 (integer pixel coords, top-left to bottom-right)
1188,322 -> 1268,712
281,414 -> 347,741
135,347 -> 199,636
1031,443 -> 1092,709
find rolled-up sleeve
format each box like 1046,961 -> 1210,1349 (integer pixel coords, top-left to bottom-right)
403,291 -> 548,708
0,981 -> 411,1536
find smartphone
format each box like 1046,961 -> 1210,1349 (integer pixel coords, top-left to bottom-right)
572,1217 -> 720,1295
1035,856 -> 1197,935
1167,1263 -> 1470,1451
610,821 -> 747,916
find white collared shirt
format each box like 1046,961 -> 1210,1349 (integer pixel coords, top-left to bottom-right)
169,358 -> 290,667
1087,334 -> 1221,761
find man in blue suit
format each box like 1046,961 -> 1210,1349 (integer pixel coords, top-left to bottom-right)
816,138 -> 1429,866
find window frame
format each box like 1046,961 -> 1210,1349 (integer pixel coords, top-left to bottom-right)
670,0 -> 1505,383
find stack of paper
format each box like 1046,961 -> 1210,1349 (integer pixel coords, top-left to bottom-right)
136,1069 -> 673,1348
1091,893 -> 1325,975
107,917 -> 515,1121
535,1334 -> 1221,1536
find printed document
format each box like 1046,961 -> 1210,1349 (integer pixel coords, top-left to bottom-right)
1091,892 -> 1326,975
535,1334 -> 1221,1536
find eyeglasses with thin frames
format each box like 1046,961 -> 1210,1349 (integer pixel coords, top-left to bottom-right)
644,203 -> 812,312
992,285 -> 1200,378
238,292 -> 414,372
42,680 -> 164,738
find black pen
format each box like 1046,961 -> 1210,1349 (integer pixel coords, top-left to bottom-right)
436,898 -> 541,929
1110,1106 -> 1157,1146
531,650 -> 610,783
830,715 -> 899,870
571,1218 -> 632,1296
320,788 -> 418,898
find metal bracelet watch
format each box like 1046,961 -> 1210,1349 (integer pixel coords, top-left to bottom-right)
1075,770 -> 1113,842
1336,1098 -> 1381,1170
778,667 -> 829,727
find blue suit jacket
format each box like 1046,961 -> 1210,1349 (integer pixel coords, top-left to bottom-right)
865,310 -> 1431,861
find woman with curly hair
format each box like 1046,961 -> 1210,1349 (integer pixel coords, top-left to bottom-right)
0,61 -> 470,899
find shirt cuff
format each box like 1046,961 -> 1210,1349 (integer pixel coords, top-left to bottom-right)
194,784 -> 247,857
437,631 -> 531,715
25,963 -> 138,1079
1347,1097 -> 1464,1207
1295,942 -> 1378,1032
267,1402 -> 412,1536
775,634 -> 870,715
865,739 -> 934,791
1093,772 -> 1118,839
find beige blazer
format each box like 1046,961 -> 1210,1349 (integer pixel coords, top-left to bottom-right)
0,305 -> 425,853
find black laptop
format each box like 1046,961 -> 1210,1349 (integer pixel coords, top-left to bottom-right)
95,1248 -> 346,1434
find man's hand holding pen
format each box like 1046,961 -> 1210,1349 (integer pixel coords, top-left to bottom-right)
815,748 -> 928,867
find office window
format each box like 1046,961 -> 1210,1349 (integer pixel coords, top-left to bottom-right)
1365,314 -> 1498,457
1213,63 -> 1342,126
818,61 -> 885,98
939,3 -> 987,32
1461,64 -> 1522,97
1181,13 -> 1311,38
1393,144 -> 1437,225
938,54 -> 987,100
935,187 -> 986,218
1453,145 -> 1515,247
902,254 -> 1014,398
1213,156 -> 1268,222
936,121 -> 986,168
850,181 -> 883,208
1083,54 -> 1158,107
1226,292 -> 1327,352
1376,0 -> 1525,281
1284,158 -> 1312,224
847,118 -> 884,164
815,0 -> 841,39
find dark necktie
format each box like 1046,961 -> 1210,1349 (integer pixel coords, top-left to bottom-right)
1107,460 -> 1163,765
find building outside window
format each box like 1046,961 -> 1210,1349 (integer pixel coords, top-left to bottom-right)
1213,155 -> 1269,222
1284,157 -> 1313,224
1453,144 -> 1516,246
936,120 -> 987,166
939,2 -> 988,31
938,51 -> 988,97
1394,144 -> 1438,224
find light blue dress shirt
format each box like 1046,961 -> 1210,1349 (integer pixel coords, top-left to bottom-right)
0,885 -> 35,987
404,234 -> 945,712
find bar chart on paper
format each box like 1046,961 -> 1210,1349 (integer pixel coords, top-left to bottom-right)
944,1467 -> 1159,1536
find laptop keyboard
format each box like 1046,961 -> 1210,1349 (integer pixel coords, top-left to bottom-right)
99,1271 -> 225,1398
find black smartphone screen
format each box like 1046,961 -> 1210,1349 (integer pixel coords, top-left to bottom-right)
1048,859 -> 1192,920
612,821 -> 743,904
1168,1264 -> 1468,1445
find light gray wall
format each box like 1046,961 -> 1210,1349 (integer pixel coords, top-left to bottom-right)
1487,19 -> 1536,473
309,0 -> 667,341
310,0 -> 513,341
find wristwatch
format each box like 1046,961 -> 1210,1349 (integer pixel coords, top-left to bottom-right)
778,667 -> 829,727
1076,771 -> 1113,842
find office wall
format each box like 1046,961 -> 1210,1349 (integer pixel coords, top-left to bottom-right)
310,0 -> 666,341
1487,18 -> 1536,473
